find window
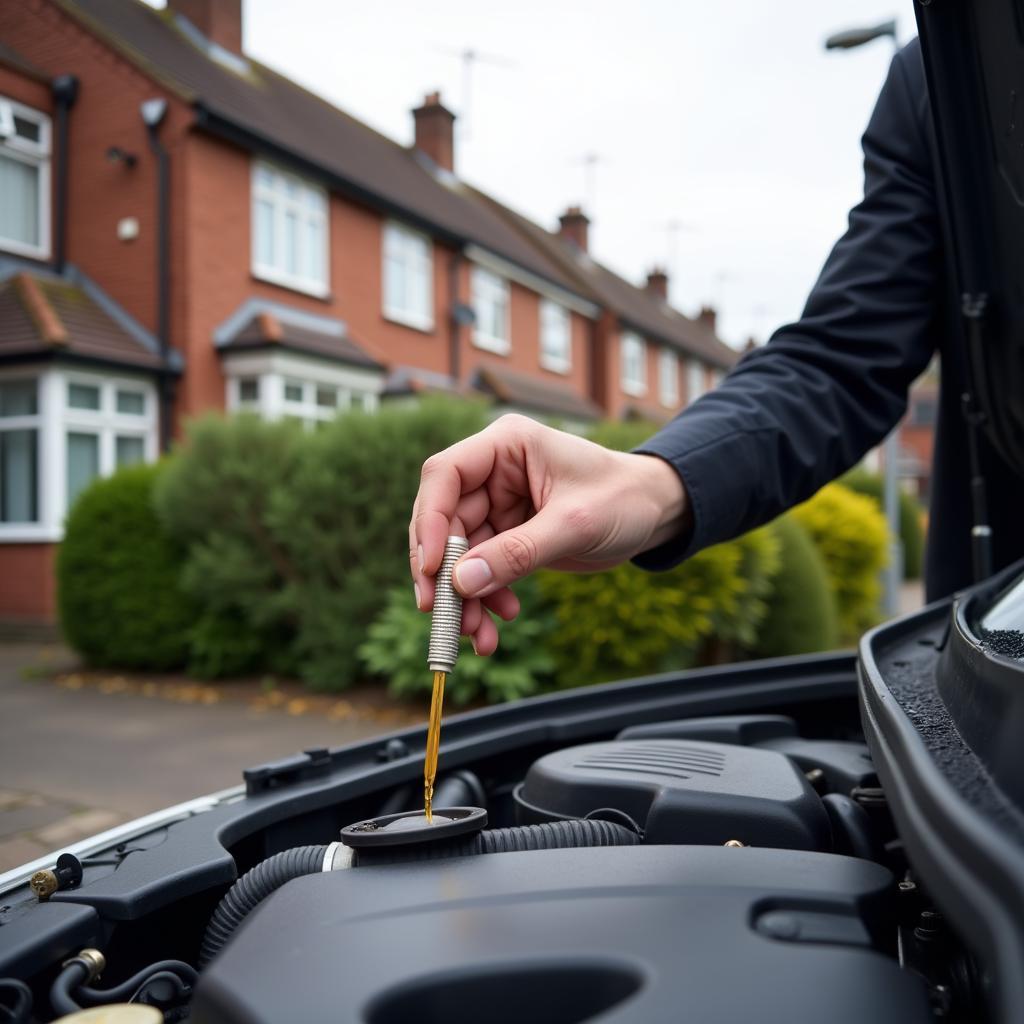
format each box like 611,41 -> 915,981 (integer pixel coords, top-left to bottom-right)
279,376 -> 376,427
237,377 -> 260,405
540,300 -> 571,373
472,267 -> 510,353
658,348 -> 679,407
0,97 -> 50,259
620,332 -> 646,396
251,161 -> 329,296
62,372 -> 156,512
687,359 -> 706,404
383,222 -> 433,329
0,379 -> 39,523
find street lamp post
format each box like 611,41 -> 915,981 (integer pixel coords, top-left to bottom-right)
825,19 -> 905,617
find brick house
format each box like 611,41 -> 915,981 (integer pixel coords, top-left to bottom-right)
0,0 -> 738,623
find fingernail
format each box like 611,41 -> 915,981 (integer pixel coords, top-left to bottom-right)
417,545 -> 425,573
471,637 -> 479,656
455,558 -> 492,596
414,583 -> 422,610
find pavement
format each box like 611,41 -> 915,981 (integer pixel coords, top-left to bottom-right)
0,643 -> 410,873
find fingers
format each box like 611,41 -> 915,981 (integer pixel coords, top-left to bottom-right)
412,434 -> 500,574
472,610 -> 499,656
453,502 -> 580,597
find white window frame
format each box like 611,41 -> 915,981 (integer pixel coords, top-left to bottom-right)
251,160 -> 329,298
224,350 -> 382,431
539,299 -> 571,374
471,266 -> 511,354
620,332 -> 647,396
687,358 -> 706,404
0,366 -> 157,543
382,221 -> 434,331
0,96 -> 51,260
658,347 -> 679,407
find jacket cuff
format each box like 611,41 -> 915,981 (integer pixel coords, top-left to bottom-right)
630,427 -> 758,571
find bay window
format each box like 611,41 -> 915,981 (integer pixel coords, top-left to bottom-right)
620,332 -> 646,396
251,161 -> 329,297
383,221 -> 433,329
0,369 -> 157,540
0,96 -> 50,259
540,299 -> 571,374
471,266 -> 510,354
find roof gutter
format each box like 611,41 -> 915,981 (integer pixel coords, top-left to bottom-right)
142,98 -> 174,453
51,75 -> 79,274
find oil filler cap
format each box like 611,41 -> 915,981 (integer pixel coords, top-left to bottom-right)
339,806 -> 487,849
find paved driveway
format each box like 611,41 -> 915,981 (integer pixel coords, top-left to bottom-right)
0,644 -> 406,873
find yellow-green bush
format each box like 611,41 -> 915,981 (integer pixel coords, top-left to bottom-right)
537,526 -> 780,687
840,467 -> 925,579
790,483 -> 888,642
752,515 -> 839,658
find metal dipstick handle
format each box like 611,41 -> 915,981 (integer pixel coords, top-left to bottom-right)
428,535 -> 469,673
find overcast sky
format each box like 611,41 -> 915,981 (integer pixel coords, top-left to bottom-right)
157,1 -> 909,347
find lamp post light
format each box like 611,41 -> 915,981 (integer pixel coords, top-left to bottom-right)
825,19 -> 904,617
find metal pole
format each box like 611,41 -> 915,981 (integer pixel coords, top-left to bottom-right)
883,430 -> 904,615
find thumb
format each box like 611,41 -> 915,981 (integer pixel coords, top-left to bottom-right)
453,505 -> 580,597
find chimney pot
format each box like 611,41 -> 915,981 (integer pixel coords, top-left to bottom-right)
558,206 -> 590,253
168,0 -> 243,54
413,91 -> 456,173
698,305 -> 717,333
645,267 -> 669,300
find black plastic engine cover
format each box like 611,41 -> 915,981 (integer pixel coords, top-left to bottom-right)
515,739 -> 830,850
191,846 -> 930,1024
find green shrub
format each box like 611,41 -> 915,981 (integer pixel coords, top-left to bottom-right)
359,577 -> 556,704
790,483 -> 888,642
155,400 -> 490,688
537,526 -> 780,687
751,516 -> 839,658
840,467 -> 925,579
58,463 -> 193,669
585,419 -> 662,453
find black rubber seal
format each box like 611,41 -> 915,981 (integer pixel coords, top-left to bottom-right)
340,807 -> 488,849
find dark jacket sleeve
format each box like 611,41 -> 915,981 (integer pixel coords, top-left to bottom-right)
634,40 -> 938,570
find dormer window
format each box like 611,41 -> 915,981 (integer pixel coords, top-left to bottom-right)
0,97 -> 50,260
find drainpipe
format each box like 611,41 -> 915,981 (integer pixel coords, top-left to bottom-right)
141,98 -> 173,452
51,75 -> 79,274
448,250 -> 463,384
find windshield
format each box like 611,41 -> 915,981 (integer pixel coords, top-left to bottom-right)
978,574 -> 1024,658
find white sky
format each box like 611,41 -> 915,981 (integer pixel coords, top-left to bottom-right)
157,1 -> 909,348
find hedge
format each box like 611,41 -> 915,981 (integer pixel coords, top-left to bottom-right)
790,482 -> 889,642
751,515 -> 838,658
57,463 -> 193,669
155,399 -> 489,687
840,467 -> 925,579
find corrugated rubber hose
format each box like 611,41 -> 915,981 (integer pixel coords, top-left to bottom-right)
200,819 -> 639,967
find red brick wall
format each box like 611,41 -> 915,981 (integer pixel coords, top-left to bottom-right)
0,0 -> 193,338
0,544 -> 57,621
601,329 -> 685,422
0,62 -> 51,115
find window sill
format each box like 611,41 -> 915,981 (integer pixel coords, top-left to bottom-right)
383,309 -> 435,335
621,381 -> 647,398
0,238 -> 51,262
540,357 -> 571,376
473,333 -> 511,356
0,525 -> 63,543
251,267 -> 330,301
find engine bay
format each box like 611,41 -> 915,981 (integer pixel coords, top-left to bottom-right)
0,622 -> 1009,1023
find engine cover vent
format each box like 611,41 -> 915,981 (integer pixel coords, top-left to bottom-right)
574,742 -> 728,780
515,739 -> 830,851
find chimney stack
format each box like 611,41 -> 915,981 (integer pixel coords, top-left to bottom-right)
413,92 -> 456,173
168,0 -> 243,54
645,267 -> 669,300
698,305 -> 717,333
558,206 -> 590,253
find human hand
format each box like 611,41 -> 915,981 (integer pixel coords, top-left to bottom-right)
409,415 -> 689,655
